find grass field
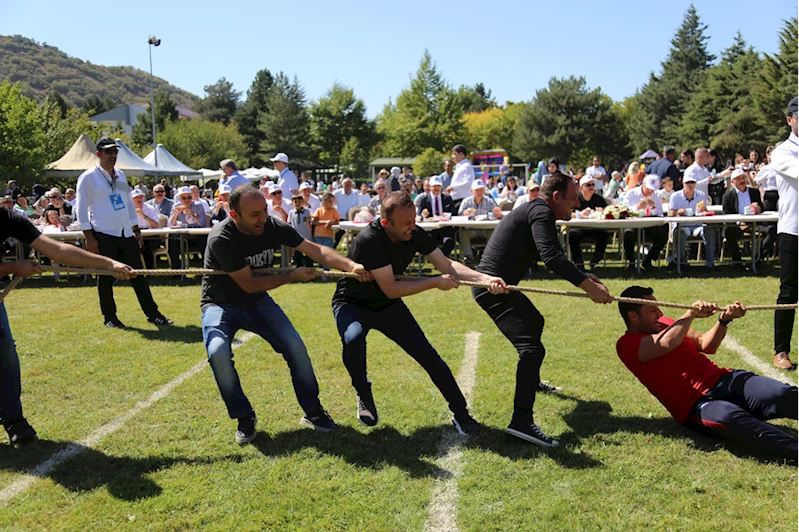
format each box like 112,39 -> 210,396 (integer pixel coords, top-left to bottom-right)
0,273 -> 796,530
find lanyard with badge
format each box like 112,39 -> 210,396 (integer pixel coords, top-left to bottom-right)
103,168 -> 126,211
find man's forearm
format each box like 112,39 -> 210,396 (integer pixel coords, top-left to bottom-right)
699,322 -> 726,353
33,238 -> 117,270
304,242 -> 355,272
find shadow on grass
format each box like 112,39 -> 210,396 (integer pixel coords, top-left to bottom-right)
126,323 -> 203,343
557,395 -> 796,465
0,439 -> 242,501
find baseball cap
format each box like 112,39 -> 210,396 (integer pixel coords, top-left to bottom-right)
130,188 -> 145,198
730,168 -> 747,180
270,153 -> 289,164
429,176 -> 443,187
682,174 -> 697,183
529,182 -> 540,190
471,179 -> 486,190
579,176 -> 595,187
643,174 -> 661,190
268,184 -> 281,194
96,137 -> 120,150
218,184 -> 232,194
299,182 -> 313,190
787,97 -> 798,116
177,186 -> 192,197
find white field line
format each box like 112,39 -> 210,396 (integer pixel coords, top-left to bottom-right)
722,334 -> 797,385
0,331 -> 257,507
424,331 -> 481,532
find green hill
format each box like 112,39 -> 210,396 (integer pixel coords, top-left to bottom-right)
0,34 -> 199,110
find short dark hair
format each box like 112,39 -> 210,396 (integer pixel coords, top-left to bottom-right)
381,191 -> 415,221
663,145 -> 676,155
452,144 -> 467,156
749,148 -> 761,158
540,171 -> 571,200
618,285 -> 655,326
229,184 -> 260,214
681,149 -> 694,159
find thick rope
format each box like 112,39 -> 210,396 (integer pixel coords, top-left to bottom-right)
11,265 -> 793,312
0,277 -> 22,304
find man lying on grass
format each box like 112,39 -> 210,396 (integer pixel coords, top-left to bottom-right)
616,286 -> 797,461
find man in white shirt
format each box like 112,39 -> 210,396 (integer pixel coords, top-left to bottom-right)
683,148 -> 714,203
585,156 -> 607,193
622,175 -> 668,270
76,137 -> 172,328
271,153 -> 299,197
769,96 -> 798,370
333,178 -> 362,246
300,182 -> 321,212
446,144 -> 475,211
191,185 -> 212,218
219,159 -> 251,190
64,188 -> 77,207
668,174 -> 715,268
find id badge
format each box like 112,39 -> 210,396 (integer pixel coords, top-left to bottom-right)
109,193 -> 126,211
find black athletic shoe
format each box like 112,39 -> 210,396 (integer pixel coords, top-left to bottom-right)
147,314 -> 173,326
235,412 -> 257,445
104,318 -> 126,329
4,418 -> 37,445
538,381 -> 563,394
300,406 -> 338,432
505,420 -> 559,447
356,389 -> 378,427
452,411 -> 481,436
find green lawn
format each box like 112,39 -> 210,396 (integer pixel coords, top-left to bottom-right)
0,275 -> 795,530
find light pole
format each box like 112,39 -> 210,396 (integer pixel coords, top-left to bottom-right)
147,36 -> 161,168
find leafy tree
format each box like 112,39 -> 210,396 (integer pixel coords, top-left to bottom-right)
339,137 -> 371,178
132,89 -> 178,148
377,50 -> 471,157
413,147 -> 449,178
158,118 -> 248,170
310,83 -> 376,168
0,81 -> 47,186
459,83 -> 496,113
194,77 -> 241,125
82,94 -> 117,116
234,69 -> 274,166
753,17 -> 798,144
256,73 -> 313,164
513,76 -> 628,166
461,103 -> 522,153
43,90 -> 69,119
40,101 -> 103,159
627,4 -> 715,153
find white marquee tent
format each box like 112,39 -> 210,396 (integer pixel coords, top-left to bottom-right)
143,144 -> 201,178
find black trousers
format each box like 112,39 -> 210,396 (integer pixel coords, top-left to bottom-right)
686,369 -> 797,460
723,224 -> 747,262
569,229 -> 609,266
473,288 -> 544,421
775,233 -> 797,354
333,229 -> 346,249
623,225 -> 668,266
430,227 -> 456,257
94,231 -> 159,321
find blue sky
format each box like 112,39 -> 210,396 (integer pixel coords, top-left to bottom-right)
1,1 -> 795,117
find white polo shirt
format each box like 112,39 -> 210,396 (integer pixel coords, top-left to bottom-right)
76,164 -> 138,237
683,163 -> 712,203
771,132 -> 798,235
623,185 -> 663,216
754,165 -> 778,192
278,168 -> 299,196
669,189 -> 707,213
450,159 -> 475,201
334,189 -> 362,219
585,165 -> 606,191
136,200 -> 160,228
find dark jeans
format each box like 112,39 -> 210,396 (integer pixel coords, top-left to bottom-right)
94,231 -> 159,322
723,224 -> 748,262
333,229 -> 346,249
293,250 -> 314,267
430,228 -> 456,257
775,234 -> 797,354
332,301 -> 468,416
623,225 -> 668,266
569,229 -> 609,267
763,190 -> 779,212
472,288 -> 544,421
686,369 -> 797,459
202,296 -> 320,419
0,303 -> 22,423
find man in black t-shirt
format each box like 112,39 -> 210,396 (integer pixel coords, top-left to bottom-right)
568,176 -> 610,269
0,208 -> 134,445
472,172 -> 613,447
331,192 -> 508,435
201,186 -> 369,445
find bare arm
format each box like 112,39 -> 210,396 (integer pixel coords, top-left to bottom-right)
691,301 -> 746,354
296,240 -> 370,281
29,235 -> 134,279
227,264 -> 313,293
426,248 -> 508,294
637,301 -> 717,362
370,264 -> 453,300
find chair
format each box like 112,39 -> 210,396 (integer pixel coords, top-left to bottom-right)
151,215 -> 172,268
499,200 -> 515,212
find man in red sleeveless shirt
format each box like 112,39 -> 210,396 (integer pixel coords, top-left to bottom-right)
616,286 -> 797,461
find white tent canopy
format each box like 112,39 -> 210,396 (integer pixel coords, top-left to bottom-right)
46,134 -> 99,177
241,167 -> 279,180
114,139 -> 165,176
143,144 -> 201,177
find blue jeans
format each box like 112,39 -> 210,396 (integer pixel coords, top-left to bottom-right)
0,303 -> 23,423
202,295 -> 321,419
671,224 -> 716,265
314,236 -> 334,271
332,301 -> 468,415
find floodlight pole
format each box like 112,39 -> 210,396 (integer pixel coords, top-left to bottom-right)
148,36 -> 161,168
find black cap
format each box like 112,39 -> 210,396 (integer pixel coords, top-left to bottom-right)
788,97 -> 798,116
96,137 -> 120,151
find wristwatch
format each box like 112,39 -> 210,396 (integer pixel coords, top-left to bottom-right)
718,316 -> 733,327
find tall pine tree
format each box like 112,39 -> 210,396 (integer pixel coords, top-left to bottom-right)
194,77 -> 240,125
753,17 -> 798,144
256,73 -> 313,165
234,69 -> 274,166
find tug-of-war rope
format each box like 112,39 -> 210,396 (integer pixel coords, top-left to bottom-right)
1,265 -> 795,312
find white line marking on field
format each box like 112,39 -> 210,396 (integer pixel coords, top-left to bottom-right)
0,331 -> 257,507
424,331 -> 480,532
722,334 -> 797,385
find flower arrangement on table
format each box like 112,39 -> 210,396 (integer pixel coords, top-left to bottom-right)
589,204 -> 640,220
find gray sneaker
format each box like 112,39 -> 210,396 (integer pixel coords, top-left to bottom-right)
300,406 -> 338,432
235,412 -> 257,445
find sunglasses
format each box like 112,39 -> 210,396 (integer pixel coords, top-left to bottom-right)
101,148 -> 119,154
271,191 -> 282,195
179,195 -> 192,200
154,190 -> 165,194
585,184 -> 595,188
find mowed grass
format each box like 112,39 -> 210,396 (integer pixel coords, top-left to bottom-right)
0,274 -> 796,530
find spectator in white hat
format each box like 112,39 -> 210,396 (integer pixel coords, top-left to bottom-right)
211,184 -> 233,224
169,185 -> 209,268
569,175 -> 610,270
621,174 -> 668,270
266,184 -> 292,222
270,153 -> 299,197
219,159 -> 251,190
513,180 -> 540,210
131,188 -> 160,268
458,179 -> 503,264
299,181 -> 321,212
417,175 -> 456,257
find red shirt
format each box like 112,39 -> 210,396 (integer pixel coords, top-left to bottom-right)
616,316 -> 730,423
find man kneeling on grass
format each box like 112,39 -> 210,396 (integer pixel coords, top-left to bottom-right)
616,286 -> 797,461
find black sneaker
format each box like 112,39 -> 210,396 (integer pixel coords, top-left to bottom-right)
300,406 -> 338,432
505,420 -> 559,447
4,418 -> 37,445
104,318 -> 126,329
235,412 -> 257,445
452,411 -> 481,435
147,314 -> 173,326
538,381 -> 563,394
356,389 -> 378,427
